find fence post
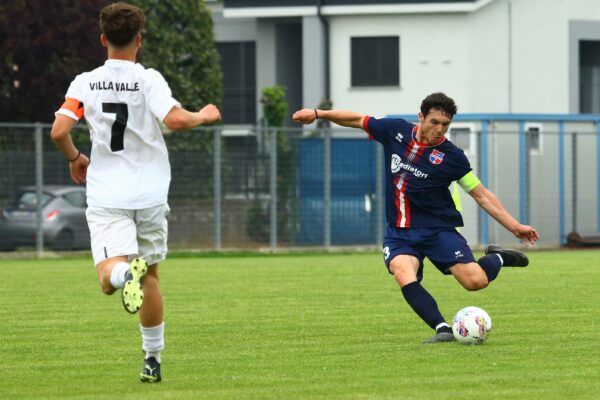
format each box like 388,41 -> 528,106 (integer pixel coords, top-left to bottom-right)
571,132 -> 578,233
323,128 -> 331,249
270,127 -> 278,250
558,121 -> 565,245
35,123 -> 44,257
214,127 -> 222,250
597,121 -> 600,232
376,144 -> 384,248
518,121 -> 527,225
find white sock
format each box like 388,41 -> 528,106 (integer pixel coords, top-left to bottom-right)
435,322 -> 450,332
141,322 -> 165,363
109,262 -> 131,289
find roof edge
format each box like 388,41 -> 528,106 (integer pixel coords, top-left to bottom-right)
223,0 -> 496,18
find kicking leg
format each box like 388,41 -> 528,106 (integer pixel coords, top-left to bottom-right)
485,244 -> 529,267
449,261 -> 490,291
451,244 -> 528,290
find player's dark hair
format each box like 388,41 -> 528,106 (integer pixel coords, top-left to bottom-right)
99,2 -> 145,48
420,92 -> 457,119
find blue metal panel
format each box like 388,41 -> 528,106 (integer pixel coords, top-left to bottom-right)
299,138 -> 378,245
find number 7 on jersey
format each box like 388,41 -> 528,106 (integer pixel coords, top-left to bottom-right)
102,102 -> 128,152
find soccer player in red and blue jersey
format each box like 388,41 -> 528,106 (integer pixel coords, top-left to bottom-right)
293,92 -> 539,343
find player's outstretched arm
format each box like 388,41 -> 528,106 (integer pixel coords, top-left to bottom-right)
292,108 -> 365,129
50,114 -> 89,184
468,184 -> 540,245
163,104 -> 221,131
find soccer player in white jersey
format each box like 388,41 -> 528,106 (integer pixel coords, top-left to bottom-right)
50,2 -> 221,382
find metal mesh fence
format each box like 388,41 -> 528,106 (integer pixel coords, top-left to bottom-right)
1,120 -> 599,254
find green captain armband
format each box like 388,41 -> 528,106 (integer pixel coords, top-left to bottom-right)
458,171 -> 481,192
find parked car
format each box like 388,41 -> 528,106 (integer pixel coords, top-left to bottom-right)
0,185 -> 89,251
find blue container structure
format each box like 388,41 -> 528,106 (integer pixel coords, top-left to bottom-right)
298,138 -> 378,245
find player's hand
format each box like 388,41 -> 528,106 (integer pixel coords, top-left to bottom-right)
199,104 -> 221,125
512,224 -> 540,245
292,109 -> 317,125
69,154 -> 89,185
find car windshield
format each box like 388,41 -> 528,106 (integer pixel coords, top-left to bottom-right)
16,192 -> 53,209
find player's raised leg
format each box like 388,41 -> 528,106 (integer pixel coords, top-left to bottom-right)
122,258 -> 148,314
96,256 -> 148,314
450,245 -> 529,292
485,244 -> 529,267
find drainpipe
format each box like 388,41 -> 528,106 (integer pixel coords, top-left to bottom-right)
317,0 -> 331,104
507,0 -> 512,113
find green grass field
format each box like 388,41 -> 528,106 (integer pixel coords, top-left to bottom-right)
1,250 -> 599,399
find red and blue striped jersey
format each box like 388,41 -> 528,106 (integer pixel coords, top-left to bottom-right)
364,116 -> 471,228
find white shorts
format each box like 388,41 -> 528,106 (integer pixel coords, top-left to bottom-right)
86,204 -> 170,266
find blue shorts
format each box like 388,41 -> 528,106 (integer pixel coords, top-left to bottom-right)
382,225 -> 476,280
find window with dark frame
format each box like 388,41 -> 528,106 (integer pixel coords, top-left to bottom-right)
450,127 -> 471,152
216,41 -> 256,124
351,36 -> 400,87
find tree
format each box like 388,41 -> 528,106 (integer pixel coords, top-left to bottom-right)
130,0 -> 222,111
247,86 -> 294,243
0,0 -> 109,122
0,0 -> 222,122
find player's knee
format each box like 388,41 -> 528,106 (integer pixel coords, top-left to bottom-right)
392,266 -> 415,286
99,281 -> 116,295
462,276 -> 488,291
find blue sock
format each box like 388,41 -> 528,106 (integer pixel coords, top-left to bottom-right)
401,281 -> 446,330
478,254 -> 503,282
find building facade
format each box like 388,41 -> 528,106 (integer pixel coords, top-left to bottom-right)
205,0 -> 600,248
208,0 -> 600,128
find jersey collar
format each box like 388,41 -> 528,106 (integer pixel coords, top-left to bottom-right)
105,59 -> 136,67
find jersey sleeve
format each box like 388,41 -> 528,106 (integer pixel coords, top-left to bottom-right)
363,116 -> 414,144
145,69 -> 181,122
450,150 -> 473,182
55,75 -> 85,121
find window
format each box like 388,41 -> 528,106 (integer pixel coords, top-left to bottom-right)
63,191 -> 87,208
579,40 -> 600,113
525,123 -> 542,155
217,41 -> 256,124
448,124 -> 476,156
17,192 -> 52,208
351,36 -> 399,87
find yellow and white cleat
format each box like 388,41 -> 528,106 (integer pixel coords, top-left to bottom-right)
122,258 -> 148,314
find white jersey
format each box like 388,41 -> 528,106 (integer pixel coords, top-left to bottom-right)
56,59 -> 180,209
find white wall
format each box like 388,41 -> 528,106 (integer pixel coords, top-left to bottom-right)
329,13 -> 471,117
509,0 -> 569,113
327,0 -> 600,115
466,0 -> 510,112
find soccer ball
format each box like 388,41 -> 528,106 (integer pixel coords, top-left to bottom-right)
452,306 -> 492,344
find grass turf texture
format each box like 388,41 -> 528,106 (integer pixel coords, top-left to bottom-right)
1,250 -> 599,399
